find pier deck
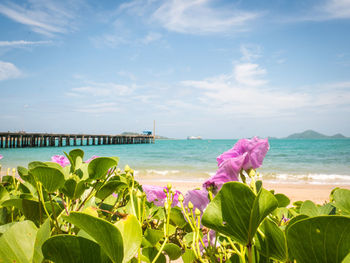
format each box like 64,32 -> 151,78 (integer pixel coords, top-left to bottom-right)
0,132 -> 154,148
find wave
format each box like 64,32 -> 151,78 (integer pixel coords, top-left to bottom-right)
134,169 -> 350,185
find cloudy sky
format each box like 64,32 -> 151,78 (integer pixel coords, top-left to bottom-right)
1,0 -> 350,139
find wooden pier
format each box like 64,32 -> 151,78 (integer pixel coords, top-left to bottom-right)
0,132 -> 154,148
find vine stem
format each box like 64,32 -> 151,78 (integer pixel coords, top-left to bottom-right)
151,237 -> 168,263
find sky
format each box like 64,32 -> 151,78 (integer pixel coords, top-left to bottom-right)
0,0 -> 350,139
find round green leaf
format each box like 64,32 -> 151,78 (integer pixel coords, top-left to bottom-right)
30,166 -> 65,192
42,235 -> 103,263
287,216 -> 350,263
88,157 -> 119,180
202,182 -> 278,246
163,243 -> 182,260
332,188 -> 350,215
63,212 -> 124,263
255,218 -> 287,261
96,181 -> 128,200
114,214 -> 142,263
300,200 -> 319,217
33,218 -> 51,263
0,220 -> 38,263
274,193 -> 290,207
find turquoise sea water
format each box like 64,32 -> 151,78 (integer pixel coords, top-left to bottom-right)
0,139 -> 349,184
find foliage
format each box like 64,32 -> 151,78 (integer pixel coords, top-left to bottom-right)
0,139 -> 349,263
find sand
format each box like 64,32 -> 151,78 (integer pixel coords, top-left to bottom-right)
138,179 -> 350,204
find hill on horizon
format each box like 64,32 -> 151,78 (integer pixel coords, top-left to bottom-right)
284,130 -> 347,139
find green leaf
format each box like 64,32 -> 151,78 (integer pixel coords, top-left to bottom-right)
114,214 -> 142,263
88,157 -> 119,180
17,166 -> 36,186
169,207 -> 187,228
30,166 -> 65,192
287,216 -> 350,263
0,220 -> 38,263
0,185 -> 10,205
142,247 -> 166,263
42,235 -> 104,263
182,248 -> 196,263
68,148 -> 84,170
61,178 -> 87,200
255,218 -> 287,261
300,200 -> 319,216
143,228 -> 164,247
202,182 -> 278,246
64,212 -> 124,263
2,198 -> 23,212
33,218 -> 50,263
163,243 -> 182,260
28,161 -> 46,170
96,181 -> 128,200
332,188 -> 350,214
274,193 -> 290,207
22,199 -> 44,224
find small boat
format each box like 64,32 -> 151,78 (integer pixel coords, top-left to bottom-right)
187,136 -> 202,140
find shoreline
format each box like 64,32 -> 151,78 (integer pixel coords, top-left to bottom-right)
1,169 -> 348,204
138,179 -> 350,204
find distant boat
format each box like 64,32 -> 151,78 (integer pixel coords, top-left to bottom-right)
187,136 -> 202,140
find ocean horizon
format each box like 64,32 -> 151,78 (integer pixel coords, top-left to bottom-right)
1,138 -> 349,185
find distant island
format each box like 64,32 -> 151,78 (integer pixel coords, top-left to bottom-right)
121,132 -> 170,140
283,130 -> 348,139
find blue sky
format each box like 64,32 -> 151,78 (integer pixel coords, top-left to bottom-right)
0,0 -> 350,139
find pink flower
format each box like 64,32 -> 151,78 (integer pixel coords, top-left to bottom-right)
51,155 -> 70,167
217,137 -> 269,170
184,189 -> 209,213
142,185 -> 181,207
85,155 -> 99,163
203,153 -> 246,191
0,154 -> 3,160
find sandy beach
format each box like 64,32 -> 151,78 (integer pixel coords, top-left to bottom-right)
138,179 -> 350,204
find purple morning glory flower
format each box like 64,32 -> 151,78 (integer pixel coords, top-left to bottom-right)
203,153 -> 246,191
51,155 -> 70,167
85,155 -> 99,163
0,154 -> 3,160
142,185 -> 181,207
217,137 -> 269,170
184,189 -> 209,213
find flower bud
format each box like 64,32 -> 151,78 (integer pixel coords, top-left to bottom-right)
188,201 -> 193,210
178,194 -> 184,202
124,165 -> 131,172
163,188 -> 168,194
195,208 -> 201,216
12,168 -> 16,176
167,182 -> 172,190
248,169 -> 255,178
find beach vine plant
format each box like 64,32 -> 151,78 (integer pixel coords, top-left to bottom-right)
0,138 -> 350,263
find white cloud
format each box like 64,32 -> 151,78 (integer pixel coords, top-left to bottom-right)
68,81 -> 132,97
142,32 -> 162,44
76,102 -> 119,114
240,44 -> 262,61
181,65 -> 350,117
152,0 -> 261,34
0,40 -> 52,47
321,0 -> 350,19
0,61 -> 21,81
234,63 -> 267,87
0,0 -> 81,36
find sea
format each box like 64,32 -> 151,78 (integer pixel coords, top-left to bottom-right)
0,139 -> 349,185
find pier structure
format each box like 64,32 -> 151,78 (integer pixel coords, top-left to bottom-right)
0,132 -> 154,148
